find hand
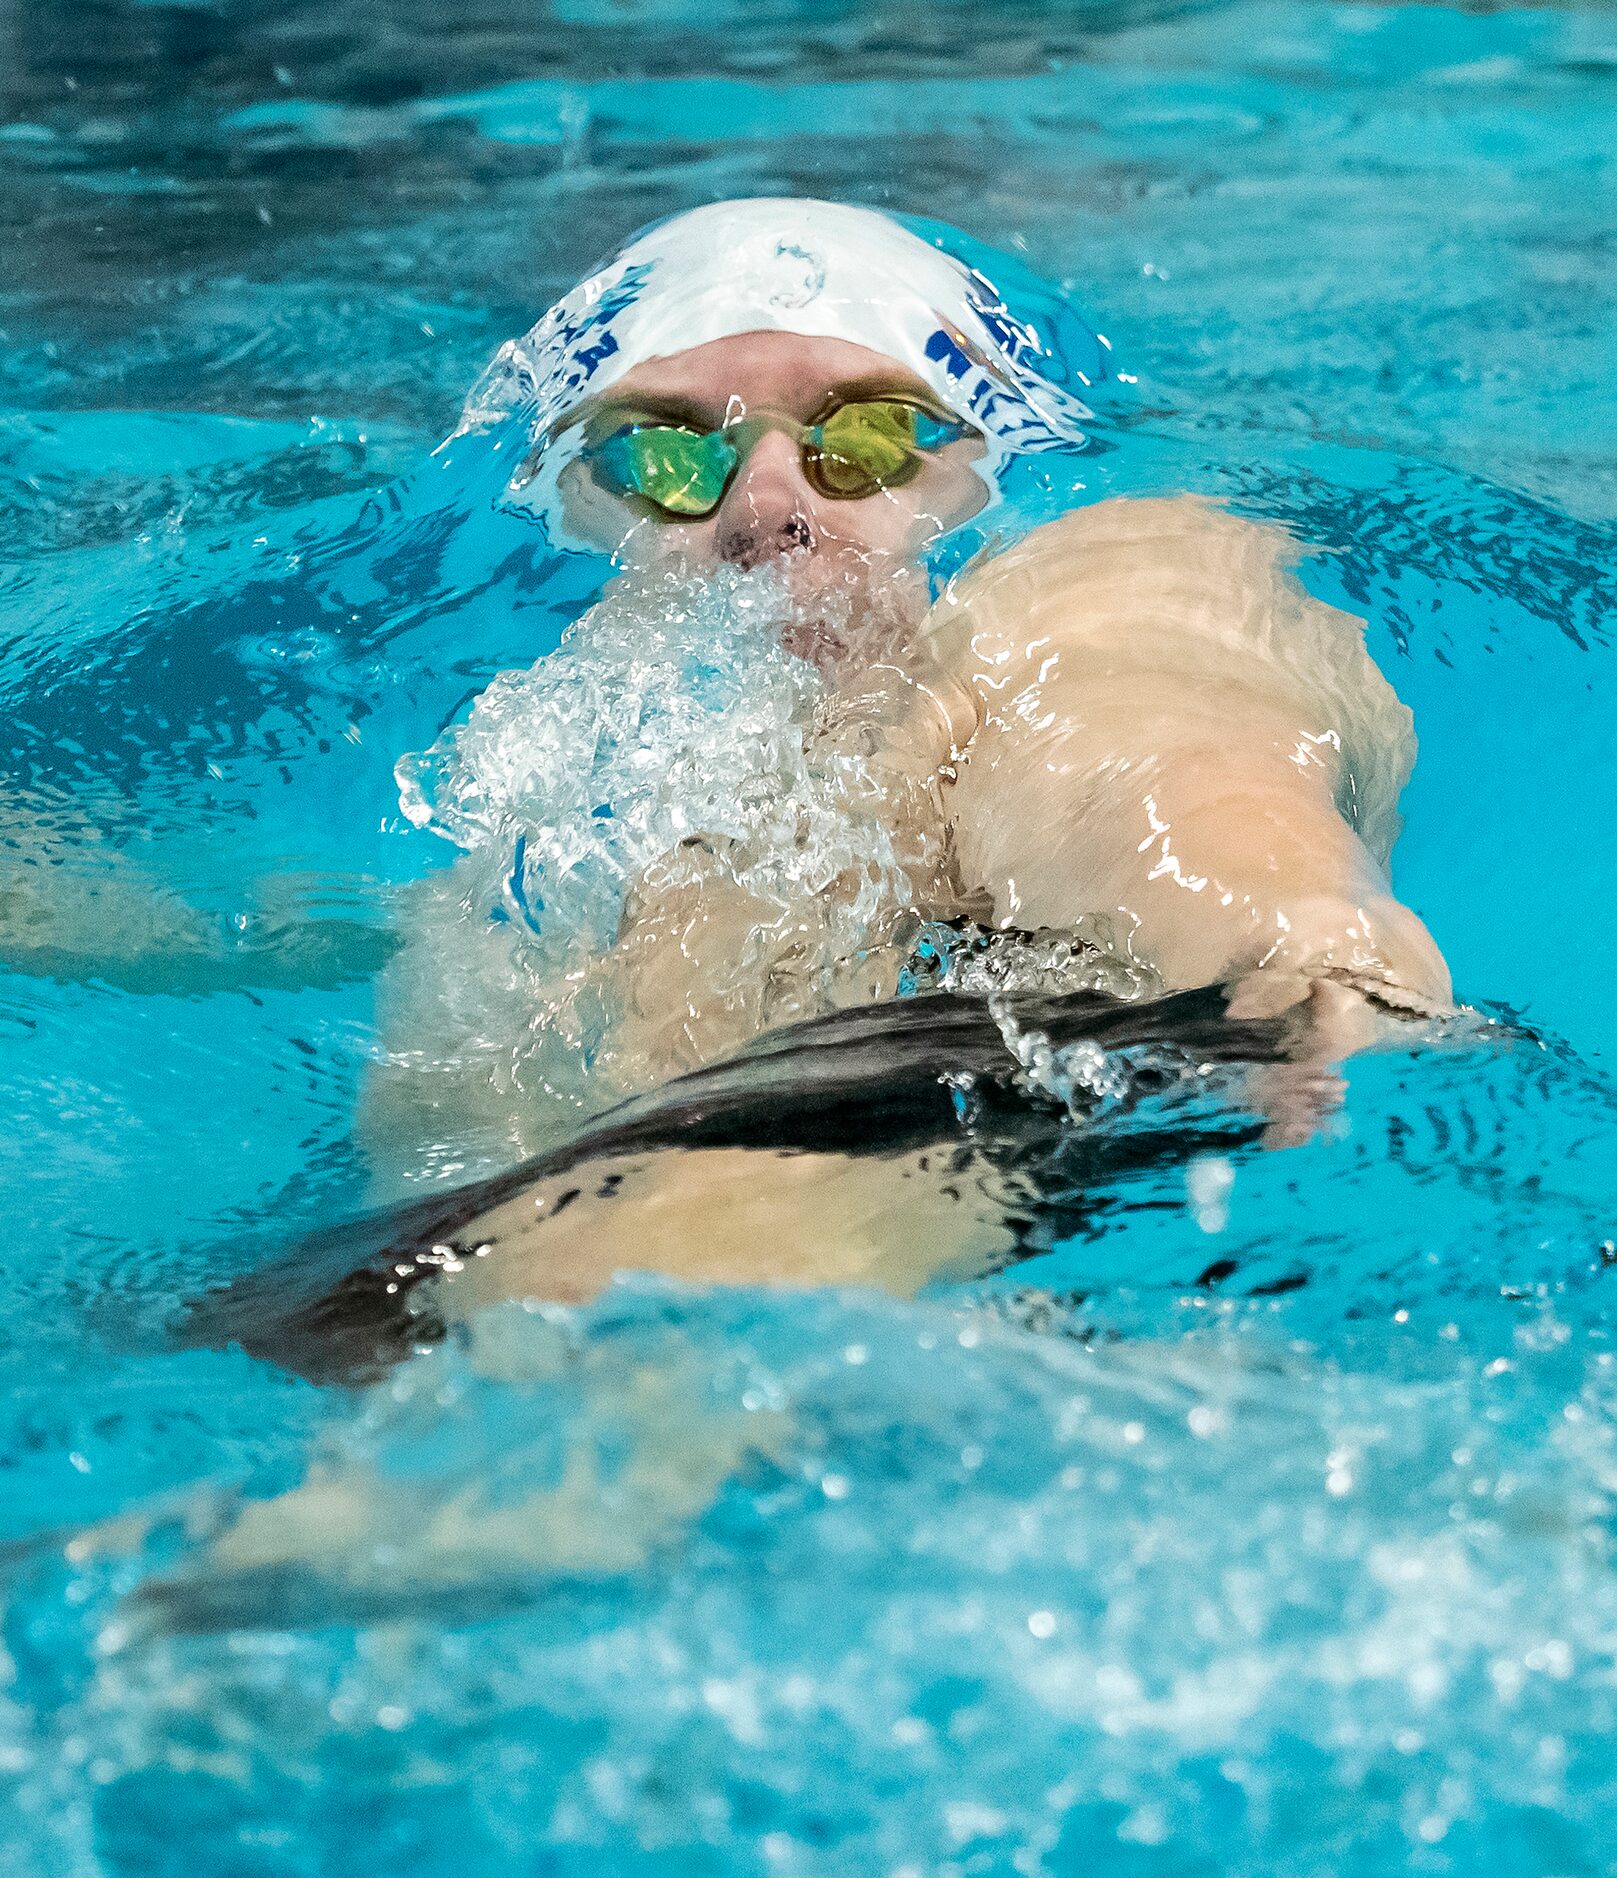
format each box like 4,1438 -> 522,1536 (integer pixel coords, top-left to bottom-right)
1229,970 -> 1412,1150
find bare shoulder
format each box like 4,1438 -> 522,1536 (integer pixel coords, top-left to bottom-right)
945,495 -> 1303,610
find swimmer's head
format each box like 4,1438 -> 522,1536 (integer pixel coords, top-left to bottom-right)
458,198 -> 1108,578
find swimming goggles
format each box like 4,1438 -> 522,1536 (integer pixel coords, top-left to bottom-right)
582,395 -> 976,518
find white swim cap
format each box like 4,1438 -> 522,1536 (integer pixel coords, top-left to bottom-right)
453,198 -> 1106,474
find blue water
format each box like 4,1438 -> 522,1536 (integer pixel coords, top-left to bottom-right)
4,1 -> 1617,1871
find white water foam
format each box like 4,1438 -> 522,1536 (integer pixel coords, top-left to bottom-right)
371,555 -> 944,1178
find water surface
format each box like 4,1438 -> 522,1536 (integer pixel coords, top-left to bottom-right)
4,2 -> 1617,1871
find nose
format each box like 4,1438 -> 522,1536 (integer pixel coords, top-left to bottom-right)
713,429 -> 817,568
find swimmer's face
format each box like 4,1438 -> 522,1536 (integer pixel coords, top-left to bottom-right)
553,331 -> 988,570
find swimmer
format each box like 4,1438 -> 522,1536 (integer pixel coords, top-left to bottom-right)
367,199 -> 1450,1192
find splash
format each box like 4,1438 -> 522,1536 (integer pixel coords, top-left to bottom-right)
898,919 -> 1166,1115
38,1277 -> 1617,1878
372,554 -> 945,1179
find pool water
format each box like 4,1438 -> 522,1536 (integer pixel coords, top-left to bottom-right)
4,1 -> 1617,1871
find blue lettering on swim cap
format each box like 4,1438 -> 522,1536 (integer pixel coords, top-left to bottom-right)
574,328 -> 620,378
924,325 -> 976,380
923,326 -> 1081,453
527,261 -> 652,412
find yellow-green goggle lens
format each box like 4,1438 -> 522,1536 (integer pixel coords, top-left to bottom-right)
598,425 -> 739,517
811,399 -> 924,498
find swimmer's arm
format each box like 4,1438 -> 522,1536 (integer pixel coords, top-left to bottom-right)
892,501 -> 1452,1015
803,627 -> 1444,1006
1081,697 -> 1449,1010
820,621 -> 1448,1007
956,666 -> 1451,1013
0,864 -> 395,995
